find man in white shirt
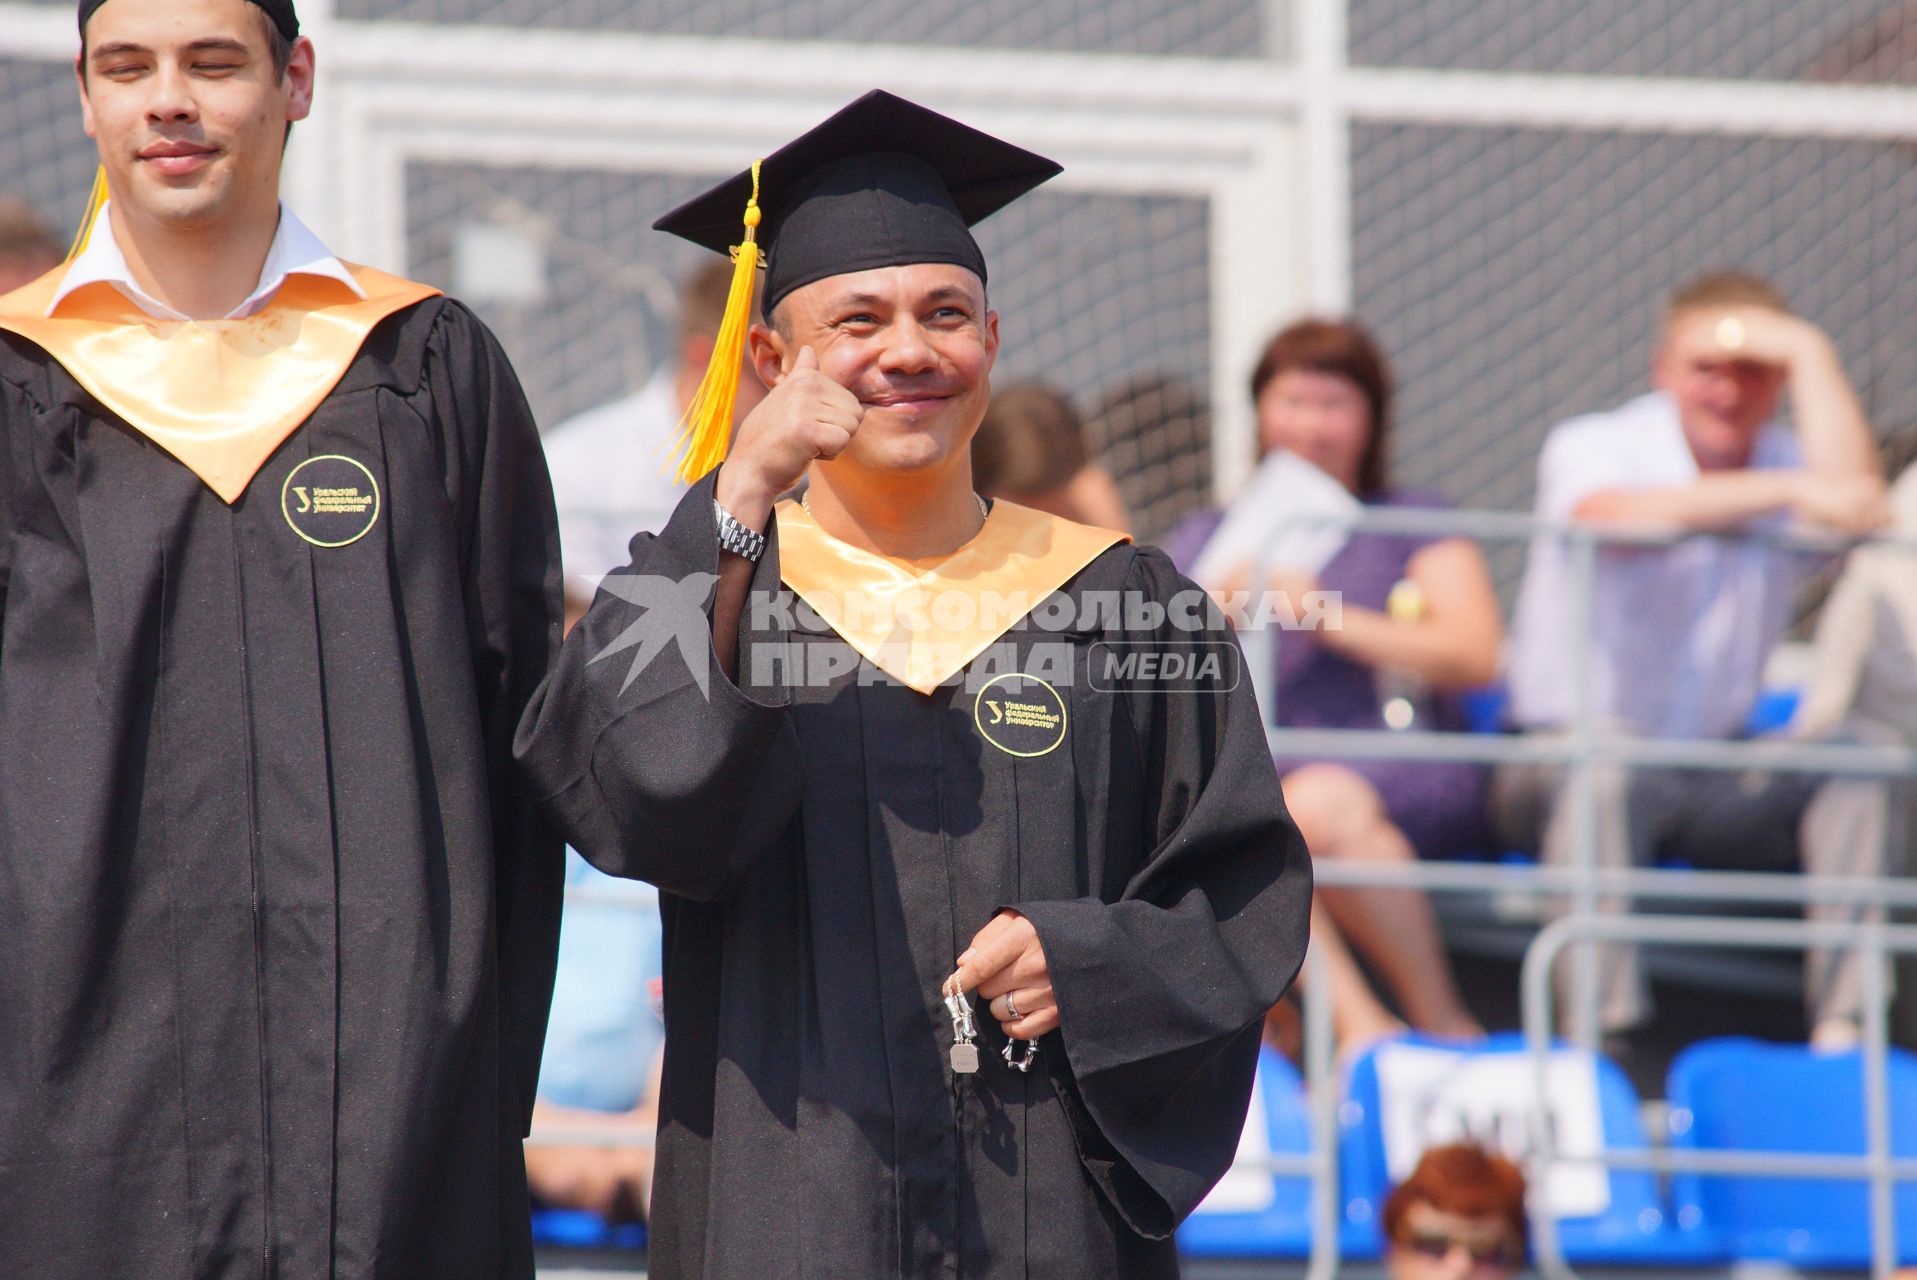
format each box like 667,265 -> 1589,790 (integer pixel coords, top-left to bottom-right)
1500,273 -> 1892,1044
544,258 -> 767,625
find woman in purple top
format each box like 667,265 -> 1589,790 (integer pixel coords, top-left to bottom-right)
1166,319 -> 1502,1047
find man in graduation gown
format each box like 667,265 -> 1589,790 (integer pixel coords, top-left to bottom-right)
0,1 -> 563,1275
516,91 -> 1312,1278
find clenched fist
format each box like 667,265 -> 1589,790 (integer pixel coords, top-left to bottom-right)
714,346 -> 862,524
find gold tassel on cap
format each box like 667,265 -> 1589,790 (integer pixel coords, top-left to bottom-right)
671,159 -> 765,484
67,167 -> 110,263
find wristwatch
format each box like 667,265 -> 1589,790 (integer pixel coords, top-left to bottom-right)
714,500 -> 767,563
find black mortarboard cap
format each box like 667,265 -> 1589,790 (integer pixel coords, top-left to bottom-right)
654,89 -> 1061,315
80,0 -> 301,41
652,90 -> 1061,483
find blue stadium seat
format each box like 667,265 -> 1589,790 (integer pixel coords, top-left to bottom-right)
1667,1037 -> 1917,1267
1339,1033 -> 1718,1265
1459,683 -> 1510,735
1177,1047 -> 1319,1258
530,1206 -> 647,1251
1744,686 -> 1802,736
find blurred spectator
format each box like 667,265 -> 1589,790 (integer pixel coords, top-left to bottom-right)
1497,272 -> 1892,1047
0,198 -> 62,295
544,259 -> 768,626
524,851 -> 665,1223
1165,318 -> 1500,1048
973,382 -> 1130,529
1383,1143 -> 1528,1280
1087,373 -> 1211,539
1796,462 -> 1917,746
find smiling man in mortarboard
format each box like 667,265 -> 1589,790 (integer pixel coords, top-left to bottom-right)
0,2 -> 564,1275
518,90 -> 1311,1278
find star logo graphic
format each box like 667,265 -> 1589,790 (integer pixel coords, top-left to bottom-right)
587,572 -> 721,699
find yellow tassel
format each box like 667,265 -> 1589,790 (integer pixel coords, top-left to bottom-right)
66,167 -> 110,263
671,159 -> 765,484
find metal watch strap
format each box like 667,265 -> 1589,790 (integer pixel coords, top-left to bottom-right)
713,500 -> 767,563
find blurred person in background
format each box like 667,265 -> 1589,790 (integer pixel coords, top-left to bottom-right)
523,856 -> 666,1224
972,381 -> 1130,529
1166,318 -> 1500,1049
544,257 -> 768,628
1498,272 -> 1892,1048
1795,460 -> 1917,748
0,198 -> 62,293
1383,1143 -> 1528,1280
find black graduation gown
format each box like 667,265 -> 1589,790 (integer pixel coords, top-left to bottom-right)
0,299 -> 564,1278
516,476 -> 1312,1279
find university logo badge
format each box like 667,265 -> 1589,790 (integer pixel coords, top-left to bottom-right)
973,672 -> 1068,758
282,454 -> 381,548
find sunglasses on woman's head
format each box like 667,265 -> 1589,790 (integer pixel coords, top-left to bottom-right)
1401,1230 -> 1521,1268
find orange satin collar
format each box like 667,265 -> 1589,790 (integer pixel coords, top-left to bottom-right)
774,497 -> 1130,695
0,263 -> 441,503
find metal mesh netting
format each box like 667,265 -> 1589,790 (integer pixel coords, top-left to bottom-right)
0,58 -> 99,249
406,162 -> 1213,539
1349,0 -> 1916,82
341,0 -> 1270,59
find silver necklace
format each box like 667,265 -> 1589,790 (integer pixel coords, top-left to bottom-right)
802,489 -> 989,521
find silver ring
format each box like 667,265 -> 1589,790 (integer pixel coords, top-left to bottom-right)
1004,992 -> 1021,1020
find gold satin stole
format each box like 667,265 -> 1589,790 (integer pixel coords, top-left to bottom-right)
774,497 -> 1130,694
0,263 -> 441,503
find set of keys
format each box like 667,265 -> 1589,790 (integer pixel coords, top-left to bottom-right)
942,980 -> 1040,1075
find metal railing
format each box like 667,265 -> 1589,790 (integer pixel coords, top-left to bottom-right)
1524,915 -> 1917,1280
1230,504 -> 1914,1275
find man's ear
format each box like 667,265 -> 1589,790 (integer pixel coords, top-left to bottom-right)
76,59 -> 98,140
284,37 -> 317,123
746,322 -> 787,391
982,309 -> 1001,371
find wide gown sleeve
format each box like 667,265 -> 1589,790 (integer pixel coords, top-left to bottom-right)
0,378 -> 16,645
514,472 -> 804,902
423,302 -> 568,1133
1012,545 -> 1312,1239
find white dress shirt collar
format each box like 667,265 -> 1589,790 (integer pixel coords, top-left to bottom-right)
48,201 -> 365,320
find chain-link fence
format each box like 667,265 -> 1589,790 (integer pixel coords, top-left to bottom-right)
0,56 -> 98,248
338,0 -> 1271,59
1348,0 -> 1914,81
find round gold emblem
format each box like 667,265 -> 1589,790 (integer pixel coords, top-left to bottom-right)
282,454 -> 381,548
973,673 -> 1068,758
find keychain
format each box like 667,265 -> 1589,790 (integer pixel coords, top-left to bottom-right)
1002,1038 -> 1040,1073
943,981 -> 980,1075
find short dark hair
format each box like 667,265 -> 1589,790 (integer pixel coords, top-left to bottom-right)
1381,1143 -> 1528,1253
972,383 -> 1088,497
1250,316 -> 1393,495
